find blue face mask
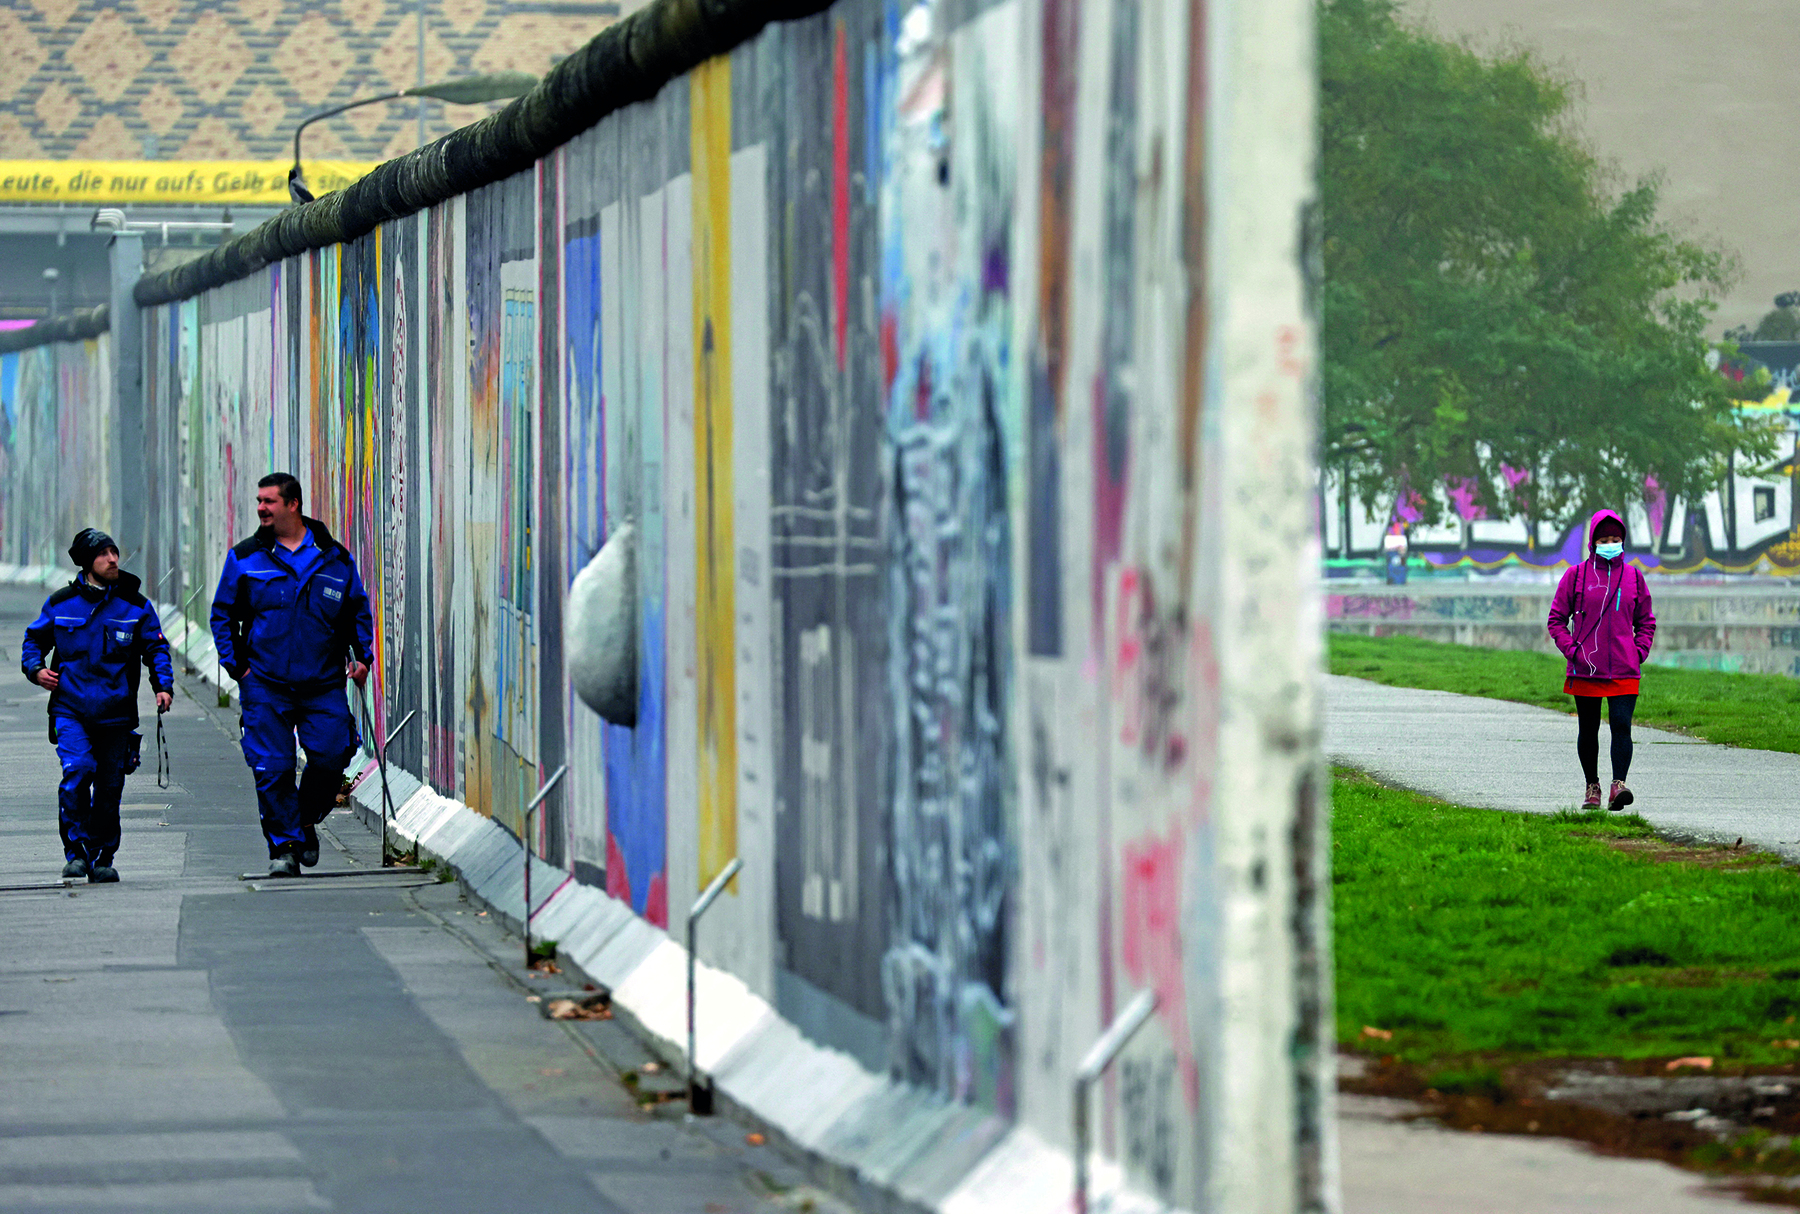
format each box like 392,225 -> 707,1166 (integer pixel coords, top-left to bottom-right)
1595,541 -> 1623,561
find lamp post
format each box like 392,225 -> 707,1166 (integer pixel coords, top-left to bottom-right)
288,70 -> 537,202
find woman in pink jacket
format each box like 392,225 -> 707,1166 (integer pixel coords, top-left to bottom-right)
1546,509 -> 1657,810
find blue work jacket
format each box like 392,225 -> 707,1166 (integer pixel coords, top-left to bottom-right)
21,571 -> 174,728
210,517 -> 375,692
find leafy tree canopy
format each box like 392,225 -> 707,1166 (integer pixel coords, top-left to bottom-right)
1320,0 -> 1775,531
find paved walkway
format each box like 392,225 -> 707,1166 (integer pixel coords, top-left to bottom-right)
0,586 -> 829,1214
1325,673 -> 1800,858
1340,1096 -> 1747,1213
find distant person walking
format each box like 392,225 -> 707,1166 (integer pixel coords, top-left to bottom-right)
211,473 -> 373,877
1546,509 -> 1656,810
20,529 -> 173,882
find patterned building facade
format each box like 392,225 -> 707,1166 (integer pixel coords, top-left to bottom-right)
0,0 -> 618,163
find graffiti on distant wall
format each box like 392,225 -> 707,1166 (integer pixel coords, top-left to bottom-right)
1323,409 -> 1800,575
0,340 -> 112,569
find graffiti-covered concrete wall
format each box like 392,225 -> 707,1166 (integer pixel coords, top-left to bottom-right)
1331,584 -> 1800,676
1322,408 -> 1800,577
50,0 -> 1324,1209
0,339 -> 113,575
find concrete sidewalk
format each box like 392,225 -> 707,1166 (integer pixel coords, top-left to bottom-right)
1325,673 -> 1800,858
1340,1095 -> 1747,1212
0,585 -> 834,1214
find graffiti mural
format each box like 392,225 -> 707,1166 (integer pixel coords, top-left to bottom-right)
1322,404 -> 1800,578
0,339 -> 113,570
876,0 -> 1021,1110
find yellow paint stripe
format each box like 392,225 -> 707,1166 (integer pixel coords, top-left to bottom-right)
691,55 -> 738,892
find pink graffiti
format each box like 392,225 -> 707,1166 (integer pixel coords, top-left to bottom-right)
1445,477 -> 1486,522
1121,823 -> 1199,1110
1115,568 -> 1144,747
606,830 -> 631,906
643,872 -> 668,930
1645,474 -> 1667,542
1327,594 -> 1416,620
605,833 -> 665,926
1391,488 -> 1424,525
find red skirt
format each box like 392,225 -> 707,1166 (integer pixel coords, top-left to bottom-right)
1564,677 -> 1640,697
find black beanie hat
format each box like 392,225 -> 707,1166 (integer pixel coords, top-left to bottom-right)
68,528 -> 117,571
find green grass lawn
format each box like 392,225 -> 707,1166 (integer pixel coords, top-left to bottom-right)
1329,631 -> 1800,753
1335,769 -> 1800,1067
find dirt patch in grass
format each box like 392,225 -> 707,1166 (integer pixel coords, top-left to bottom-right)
1594,835 -> 1779,868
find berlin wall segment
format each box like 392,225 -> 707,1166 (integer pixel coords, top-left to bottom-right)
0,0 -> 1326,1209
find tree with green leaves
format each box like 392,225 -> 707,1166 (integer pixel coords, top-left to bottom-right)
1320,0 -> 1775,533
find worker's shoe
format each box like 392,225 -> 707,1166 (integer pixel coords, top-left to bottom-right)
299,826 -> 320,869
1582,782 -> 1602,809
87,865 -> 119,883
267,853 -> 301,879
61,857 -> 88,880
1609,780 -> 1634,812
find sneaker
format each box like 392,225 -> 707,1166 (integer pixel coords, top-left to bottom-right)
267,854 -> 301,878
1583,782 -> 1602,808
299,825 -> 320,869
1609,780 -> 1635,812
61,858 -> 88,879
87,865 -> 119,883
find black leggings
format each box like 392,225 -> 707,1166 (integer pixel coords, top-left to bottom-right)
1575,694 -> 1636,783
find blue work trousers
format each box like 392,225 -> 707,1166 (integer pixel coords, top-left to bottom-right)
53,716 -> 136,867
238,676 -> 360,858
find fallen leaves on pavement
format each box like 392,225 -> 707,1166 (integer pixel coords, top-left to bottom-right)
547,996 -> 612,1021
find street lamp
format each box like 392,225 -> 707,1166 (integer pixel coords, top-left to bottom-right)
288,71 -> 537,203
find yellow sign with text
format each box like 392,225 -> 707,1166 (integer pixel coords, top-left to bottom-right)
0,161 -> 381,205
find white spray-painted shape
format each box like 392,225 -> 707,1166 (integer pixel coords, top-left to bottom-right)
567,522 -> 638,726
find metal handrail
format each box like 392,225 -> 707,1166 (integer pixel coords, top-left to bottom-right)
1073,990 -> 1159,1214
686,855 -> 743,1113
521,765 -> 567,967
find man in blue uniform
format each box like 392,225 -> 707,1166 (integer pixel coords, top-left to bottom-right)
21,529 -> 174,883
211,473 -> 374,878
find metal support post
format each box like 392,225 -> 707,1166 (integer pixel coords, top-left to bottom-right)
363,706 -> 417,865
374,708 -> 418,864
1073,990 -> 1158,1214
686,855 -> 742,1115
521,765 -> 567,968
175,587 -> 204,674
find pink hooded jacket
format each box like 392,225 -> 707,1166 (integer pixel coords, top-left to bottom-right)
1546,509 -> 1656,682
